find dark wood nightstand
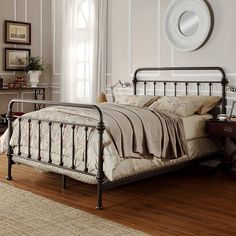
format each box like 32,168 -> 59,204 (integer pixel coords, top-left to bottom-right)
206,119 -> 236,170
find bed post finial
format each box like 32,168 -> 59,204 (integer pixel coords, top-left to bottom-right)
133,69 -> 139,95
217,67 -> 228,114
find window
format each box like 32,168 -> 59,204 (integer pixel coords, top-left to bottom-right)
76,0 -> 94,102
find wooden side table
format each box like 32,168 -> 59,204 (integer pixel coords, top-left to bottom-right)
0,87 -> 45,111
0,87 -> 46,135
206,119 -> 236,170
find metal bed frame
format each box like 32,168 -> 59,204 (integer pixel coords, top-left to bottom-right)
6,67 -> 228,210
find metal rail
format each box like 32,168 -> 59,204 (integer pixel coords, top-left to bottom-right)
6,99 -> 105,210
133,67 -> 228,114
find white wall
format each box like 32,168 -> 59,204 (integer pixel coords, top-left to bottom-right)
51,0 -> 236,110
0,0 -> 52,114
51,0 -> 62,101
108,0 -> 236,109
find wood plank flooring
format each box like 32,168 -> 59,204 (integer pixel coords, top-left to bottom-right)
0,155 -> 236,236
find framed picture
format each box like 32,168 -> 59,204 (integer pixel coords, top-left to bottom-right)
5,48 -> 31,71
5,20 -> 31,45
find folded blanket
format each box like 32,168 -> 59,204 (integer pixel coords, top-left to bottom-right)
100,103 -> 187,159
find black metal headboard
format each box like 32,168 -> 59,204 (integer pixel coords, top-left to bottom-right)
133,67 -> 228,114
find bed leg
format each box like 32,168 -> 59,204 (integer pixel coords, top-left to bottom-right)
96,179 -> 103,210
61,175 -> 66,189
6,154 -> 13,180
6,104 -> 13,181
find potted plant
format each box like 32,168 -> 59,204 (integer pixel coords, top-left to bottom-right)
25,56 -> 44,87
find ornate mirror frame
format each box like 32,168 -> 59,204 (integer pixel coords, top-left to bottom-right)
164,0 -> 214,52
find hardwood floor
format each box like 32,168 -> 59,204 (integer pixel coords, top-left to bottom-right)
0,155 -> 236,236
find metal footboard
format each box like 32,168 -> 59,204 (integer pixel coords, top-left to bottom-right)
6,99 -> 105,210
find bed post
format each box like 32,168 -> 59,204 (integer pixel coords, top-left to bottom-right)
96,114 -> 105,210
6,101 -> 14,180
133,69 -> 139,95
218,67 -> 228,114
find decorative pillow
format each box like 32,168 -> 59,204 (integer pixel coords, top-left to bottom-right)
115,95 -> 160,107
149,96 -> 199,117
97,92 -> 107,103
179,96 -> 221,115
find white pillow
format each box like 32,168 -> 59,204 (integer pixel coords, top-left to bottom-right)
115,95 -> 160,107
149,96 -> 199,117
179,96 -> 221,115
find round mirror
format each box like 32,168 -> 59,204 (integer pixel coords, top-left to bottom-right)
178,11 -> 200,36
164,0 -> 213,51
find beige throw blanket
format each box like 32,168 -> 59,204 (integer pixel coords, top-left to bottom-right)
99,103 -> 187,159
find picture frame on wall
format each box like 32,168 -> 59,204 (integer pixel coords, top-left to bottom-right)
5,48 -> 31,71
5,20 -> 31,45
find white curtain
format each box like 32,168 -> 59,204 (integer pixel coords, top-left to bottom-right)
61,0 -> 108,103
92,0 -> 108,102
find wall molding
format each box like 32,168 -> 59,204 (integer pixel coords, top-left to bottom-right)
0,1 -> 17,76
106,73 -> 112,86
25,0 -> 28,21
170,40 -> 236,78
21,91 -> 34,111
128,0 -> 132,76
128,0 -> 160,77
51,82 -> 60,89
0,92 -> 19,111
40,0 -> 43,58
14,0 -> 16,20
52,0 -> 62,76
1,0 -> 43,76
0,72 -> 15,76
38,82 -> 49,88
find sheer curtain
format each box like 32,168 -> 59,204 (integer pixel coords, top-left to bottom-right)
61,0 -> 107,103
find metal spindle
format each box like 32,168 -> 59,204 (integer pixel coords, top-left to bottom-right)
17,118 -> 21,155
38,120 -> 41,161
153,82 -> 156,95
84,126 -> 88,172
174,82 -> 177,96
28,119 -> 31,158
71,125 -> 75,169
144,82 -> 147,95
60,123 -> 63,166
164,82 -> 166,96
185,82 -> 188,95
197,82 -> 200,95
209,82 -> 212,96
48,122 -> 52,163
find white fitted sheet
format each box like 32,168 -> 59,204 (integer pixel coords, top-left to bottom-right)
182,114 -> 213,141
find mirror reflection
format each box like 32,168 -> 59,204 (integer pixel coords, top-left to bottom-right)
178,11 -> 199,36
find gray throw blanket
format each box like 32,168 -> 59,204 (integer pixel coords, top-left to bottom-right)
99,103 -> 187,159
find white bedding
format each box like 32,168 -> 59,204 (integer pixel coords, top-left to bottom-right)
0,107 -> 216,183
